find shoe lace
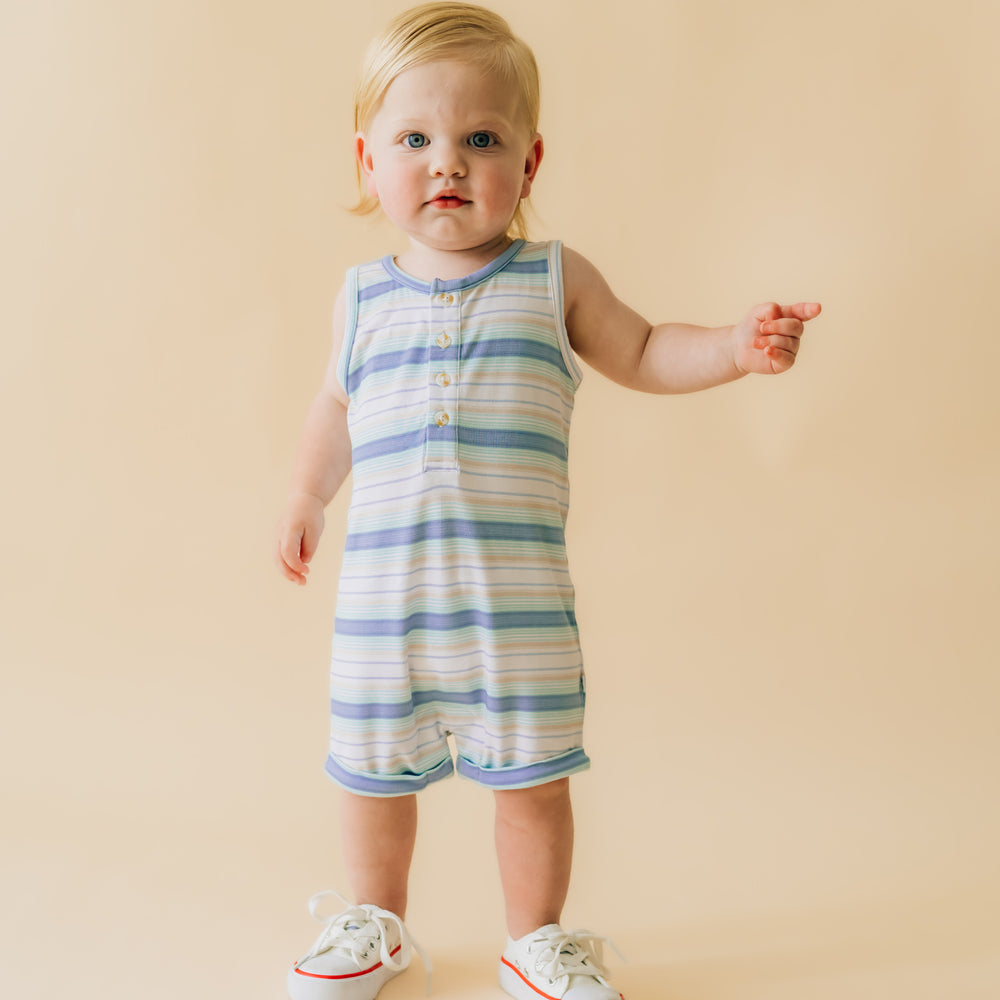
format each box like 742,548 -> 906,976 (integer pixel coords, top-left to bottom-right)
529,927 -> 625,982
302,889 -> 433,992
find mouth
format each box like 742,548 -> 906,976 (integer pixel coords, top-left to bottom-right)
427,191 -> 468,209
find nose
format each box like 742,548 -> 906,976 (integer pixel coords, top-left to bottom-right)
430,139 -> 467,178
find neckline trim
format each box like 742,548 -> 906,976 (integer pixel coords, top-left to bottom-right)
381,240 -> 526,294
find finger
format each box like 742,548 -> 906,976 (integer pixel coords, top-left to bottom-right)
752,301 -> 783,324
280,533 -> 307,574
300,526 -> 319,565
754,334 -> 800,356
758,318 -> 803,338
275,543 -> 307,585
779,302 -> 821,321
764,345 -> 797,373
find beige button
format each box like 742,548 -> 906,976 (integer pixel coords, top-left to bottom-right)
435,333 -> 452,349
434,410 -> 450,426
438,293 -> 455,305
435,372 -> 451,388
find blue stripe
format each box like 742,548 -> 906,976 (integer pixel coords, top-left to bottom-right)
461,336 -> 566,370
334,606 -> 576,636
348,336 -> 563,397
504,259 -> 549,275
351,427 -> 429,465
351,426 -> 567,466
325,752 -> 454,796
459,426 -> 567,460
456,747 -> 591,788
357,278 -> 403,303
343,518 -> 567,553
347,344 -> 436,396
331,685 -> 585,720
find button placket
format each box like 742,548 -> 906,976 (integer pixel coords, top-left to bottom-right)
426,287 -> 460,469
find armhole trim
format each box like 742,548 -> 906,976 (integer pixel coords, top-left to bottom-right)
336,266 -> 360,396
547,241 -> 584,387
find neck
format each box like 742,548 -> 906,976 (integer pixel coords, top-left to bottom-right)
394,235 -> 514,282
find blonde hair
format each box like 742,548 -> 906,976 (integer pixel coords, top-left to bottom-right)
352,2 -> 541,240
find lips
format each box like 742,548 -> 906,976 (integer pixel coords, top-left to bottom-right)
427,191 -> 467,209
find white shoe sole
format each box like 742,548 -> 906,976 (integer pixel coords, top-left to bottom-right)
499,956 -> 624,1000
288,961 -> 401,1000
500,957 -> 559,1000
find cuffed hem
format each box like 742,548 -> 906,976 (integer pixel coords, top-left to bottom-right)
456,747 -> 591,790
324,752 -> 454,797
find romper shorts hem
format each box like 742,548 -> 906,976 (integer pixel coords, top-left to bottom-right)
457,747 -> 591,790
324,747 -> 591,798
324,752 -> 454,797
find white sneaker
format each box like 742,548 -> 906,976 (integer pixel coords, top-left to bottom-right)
499,924 -> 624,1000
288,890 -> 426,1000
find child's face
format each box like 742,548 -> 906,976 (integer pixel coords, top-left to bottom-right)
356,59 -> 542,256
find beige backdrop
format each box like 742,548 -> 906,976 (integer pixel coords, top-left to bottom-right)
2,1 -> 998,998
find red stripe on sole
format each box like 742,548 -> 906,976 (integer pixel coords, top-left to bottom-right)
499,956 -> 626,1000
500,956 -> 560,1000
293,944 -> 402,980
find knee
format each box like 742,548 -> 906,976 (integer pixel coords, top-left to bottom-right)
495,777 -> 571,819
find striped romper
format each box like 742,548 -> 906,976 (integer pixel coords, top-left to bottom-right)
326,239 -> 591,796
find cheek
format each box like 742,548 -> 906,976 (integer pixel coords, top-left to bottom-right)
371,163 -> 417,212
481,162 -> 526,207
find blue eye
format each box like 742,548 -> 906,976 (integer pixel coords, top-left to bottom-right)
469,132 -> 494,149
404,133 -> 427,149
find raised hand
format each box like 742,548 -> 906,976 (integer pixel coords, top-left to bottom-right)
733,301 -> 821,376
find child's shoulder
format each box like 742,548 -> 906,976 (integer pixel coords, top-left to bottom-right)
557,245 -> 615,315
348,254 -> 390,278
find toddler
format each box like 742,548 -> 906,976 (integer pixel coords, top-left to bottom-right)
275,3 -> 821,999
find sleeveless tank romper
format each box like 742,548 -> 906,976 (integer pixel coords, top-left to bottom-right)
325,239 -> 591,795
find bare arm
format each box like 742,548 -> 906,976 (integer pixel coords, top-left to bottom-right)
275,286 -> 353,585
562,247 -> 820,393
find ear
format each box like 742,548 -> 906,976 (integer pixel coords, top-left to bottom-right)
355,132 -> 378,198
520,133 -> 544,199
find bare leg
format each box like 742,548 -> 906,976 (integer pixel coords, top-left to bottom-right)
494,777 -> 574,939
339,789 -> 417,918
